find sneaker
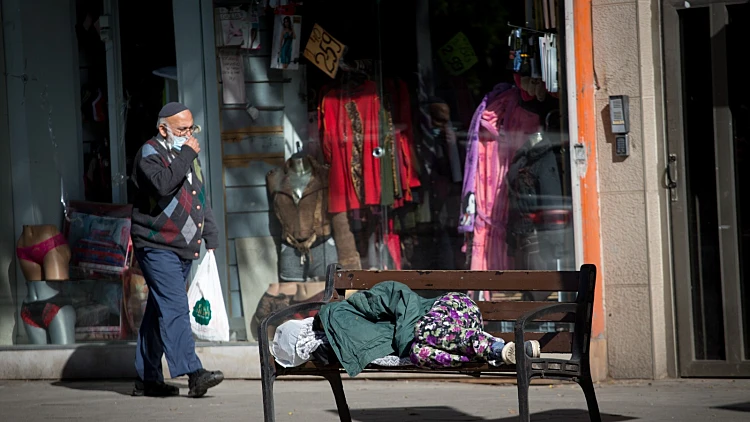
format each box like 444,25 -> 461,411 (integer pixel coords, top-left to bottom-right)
132,379 -> 179,397
188,369 -> 224,398
501,340 -> 541,365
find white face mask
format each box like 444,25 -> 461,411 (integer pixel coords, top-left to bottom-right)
167,130 -> 189,152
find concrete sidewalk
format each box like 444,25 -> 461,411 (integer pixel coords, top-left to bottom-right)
0,378 -> 748,421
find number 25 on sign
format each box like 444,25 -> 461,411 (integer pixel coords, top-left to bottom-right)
304,24 -> 345,78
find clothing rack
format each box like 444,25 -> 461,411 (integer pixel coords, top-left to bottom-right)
507,22 -> 556,35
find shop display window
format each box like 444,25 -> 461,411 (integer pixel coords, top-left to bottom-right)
216,0 -> 575,341
5,0 -> 575,347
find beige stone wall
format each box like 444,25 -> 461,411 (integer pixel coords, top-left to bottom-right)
592,0 -> 673,378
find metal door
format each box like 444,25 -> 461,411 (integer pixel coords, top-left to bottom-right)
663,0 -> 750,376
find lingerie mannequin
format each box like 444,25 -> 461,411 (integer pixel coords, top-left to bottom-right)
267,153 -> 361,283
16,225 -> 76,345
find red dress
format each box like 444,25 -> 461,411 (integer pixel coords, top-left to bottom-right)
321,80 -> 382,213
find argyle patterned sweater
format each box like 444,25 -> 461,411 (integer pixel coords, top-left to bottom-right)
131,138 -> 219,260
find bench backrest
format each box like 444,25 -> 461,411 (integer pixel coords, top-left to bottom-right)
323,264 -> 597,357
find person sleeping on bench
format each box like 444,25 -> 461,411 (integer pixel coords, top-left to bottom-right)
270,281 -> 541,377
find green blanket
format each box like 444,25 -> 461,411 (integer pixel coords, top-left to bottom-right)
318,281 -> 436,377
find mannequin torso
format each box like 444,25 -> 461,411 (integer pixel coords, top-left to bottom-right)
266,155 -> 331,244
25,280 -> 61,303
267,155 -> 362,278
16,224 -> 71,281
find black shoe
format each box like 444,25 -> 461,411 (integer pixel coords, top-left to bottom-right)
188,369 -> 224,398
132,379 -> 180,397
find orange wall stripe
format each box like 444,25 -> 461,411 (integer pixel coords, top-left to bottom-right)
574,0 -> 605,340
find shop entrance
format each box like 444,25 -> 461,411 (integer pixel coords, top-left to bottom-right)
663,0 -> 750,376
75,0 -> 177,205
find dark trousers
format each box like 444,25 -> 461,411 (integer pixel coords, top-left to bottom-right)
135,247 -> 202,382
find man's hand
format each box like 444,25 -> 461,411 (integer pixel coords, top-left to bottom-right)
184,135 -> 200,154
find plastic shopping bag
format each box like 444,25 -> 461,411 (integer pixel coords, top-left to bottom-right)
188,251 -> 230,342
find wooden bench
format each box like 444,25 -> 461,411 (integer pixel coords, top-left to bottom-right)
258,264 -> 601,422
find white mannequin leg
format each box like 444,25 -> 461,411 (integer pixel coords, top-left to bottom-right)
48,305 -> 76,345
23,322 -> 48,345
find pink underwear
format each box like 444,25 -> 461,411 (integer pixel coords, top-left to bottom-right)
17,233 -> 68,265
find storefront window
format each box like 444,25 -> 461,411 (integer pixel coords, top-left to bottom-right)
216,0 -> 574,341
1,0 -> 574,348
1,0 -> 573,348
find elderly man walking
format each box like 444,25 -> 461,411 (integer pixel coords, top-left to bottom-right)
130,102 -> 224,398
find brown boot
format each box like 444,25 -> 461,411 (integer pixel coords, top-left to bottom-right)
331,212 -> 362,269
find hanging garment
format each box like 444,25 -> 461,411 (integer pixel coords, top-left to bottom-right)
549,35 -> 559,92
470,90 -> 541,271
382,88 -> 404,204
385,219 -> 402,270
387,79 -> 421,188
539,36 -> 547,84
458,83 -> 513,235
384,79 -> 421,207
468,88 -> 518,271
539,34 -> 559,93
378,106 -> 399,207
538,34 -> 559,94
321,80 -> 382,213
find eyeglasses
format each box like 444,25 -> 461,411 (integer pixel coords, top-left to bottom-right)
165,125 -> 200,136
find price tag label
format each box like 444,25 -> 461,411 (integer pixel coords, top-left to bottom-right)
438,32 -> 478,76
303,24 -> 345,79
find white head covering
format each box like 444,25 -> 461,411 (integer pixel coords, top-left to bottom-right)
271,317 -> 325,368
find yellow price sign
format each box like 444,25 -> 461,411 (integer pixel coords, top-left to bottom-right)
303,24 -> 346,79
438,32 -> 478,76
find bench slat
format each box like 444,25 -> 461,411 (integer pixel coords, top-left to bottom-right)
333,270 -> 580,292
477,301 -> 576,322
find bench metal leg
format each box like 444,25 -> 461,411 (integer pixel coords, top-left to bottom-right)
322,372 -> 352,422
516,374 -> 531,422
261,371 -> 276,422
578,376 -> 601,422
